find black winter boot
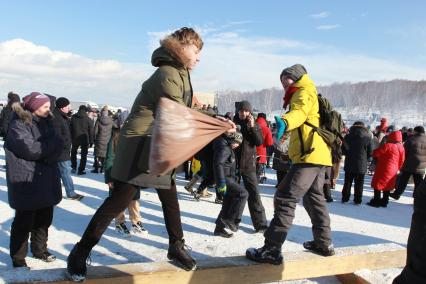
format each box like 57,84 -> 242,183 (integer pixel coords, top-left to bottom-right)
167,239 -> 196,271
67,242 -> 92,282
303,240 -> 335,256
367,190 -> 381,208
380,191 -> 390,207
246,242 -> 283,265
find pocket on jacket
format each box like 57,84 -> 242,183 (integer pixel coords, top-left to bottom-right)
137,136 -> 152,172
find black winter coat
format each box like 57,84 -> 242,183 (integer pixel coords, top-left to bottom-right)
342,125 -> 373,174
70,110 -> 94,145
0,105 -> 14,138
213,135 -> 237,183
51,108 -> 72,161
401,133 -> 426,174
234,119 -> 263,173
4,104 -> 63,210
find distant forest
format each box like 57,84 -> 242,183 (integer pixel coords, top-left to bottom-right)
216,79 -> 426,114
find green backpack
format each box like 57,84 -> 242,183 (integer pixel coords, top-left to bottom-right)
298,94 -> 345,162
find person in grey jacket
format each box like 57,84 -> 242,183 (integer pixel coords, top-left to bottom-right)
391,126 -> 426,200
5,92 -> 63,268
92,108 -> 115,173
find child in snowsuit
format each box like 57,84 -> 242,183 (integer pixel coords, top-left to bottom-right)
213,131 -> 249,237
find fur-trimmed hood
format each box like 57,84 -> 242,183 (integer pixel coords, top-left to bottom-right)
11,102 -> 33,125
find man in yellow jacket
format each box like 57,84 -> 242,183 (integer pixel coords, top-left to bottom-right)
246,64 -> 335,265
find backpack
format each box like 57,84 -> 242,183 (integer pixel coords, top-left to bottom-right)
298,94 -> 345,162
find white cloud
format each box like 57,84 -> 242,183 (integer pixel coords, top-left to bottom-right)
310,12 -> 330,19
0,39 -> 153,106
316,24 -> 341,30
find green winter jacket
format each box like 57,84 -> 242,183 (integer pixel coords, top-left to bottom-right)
110,46 -> 193,189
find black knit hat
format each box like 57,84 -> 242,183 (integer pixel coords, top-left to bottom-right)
414,126 -> 425,134
79,105 -> 88,112
56,97 -> 70,109
238,100 -> 252,113
280,64 -> 307,81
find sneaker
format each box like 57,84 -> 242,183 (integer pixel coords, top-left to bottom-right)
246,244 -> 283,265
116,223 -> 131,237
214,226 -> 233,238
215,195 -> 223,204
167,239 -> 196,271
68,194 -> 84,201
193,192 -> 201,201
77,171 -> 86,176
199,188 -> 212,198
132,222 -> 148,234
303,241 -> 335,256
67,242 -> 91,282
33,251 -> 56,262
389,192 -> 400,200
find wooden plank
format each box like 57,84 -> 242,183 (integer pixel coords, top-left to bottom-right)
337,273 -> 371,284
10,247 -> 406,284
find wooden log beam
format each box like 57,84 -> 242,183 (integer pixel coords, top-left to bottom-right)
10,246 -> 406,284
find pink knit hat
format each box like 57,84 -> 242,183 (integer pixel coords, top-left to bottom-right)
23,92 -> 50,112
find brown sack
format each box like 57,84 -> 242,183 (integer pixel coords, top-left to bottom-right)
149,98 -> 231,176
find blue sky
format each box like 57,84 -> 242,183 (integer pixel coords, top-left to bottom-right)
1,0 -> 426,105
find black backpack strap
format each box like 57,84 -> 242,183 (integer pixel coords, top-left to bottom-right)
297,127 -> 305,157
297,126 -> 315,160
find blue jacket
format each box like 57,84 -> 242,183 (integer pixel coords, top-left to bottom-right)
4,103 -> 63,210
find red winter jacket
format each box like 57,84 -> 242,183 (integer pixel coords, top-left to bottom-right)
371,131 -> 405,191
256,117 -> 273,164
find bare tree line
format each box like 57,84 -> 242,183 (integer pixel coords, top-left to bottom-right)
216,79 -> 426,115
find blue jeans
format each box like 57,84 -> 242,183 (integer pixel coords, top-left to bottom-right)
58,161 -> 76,197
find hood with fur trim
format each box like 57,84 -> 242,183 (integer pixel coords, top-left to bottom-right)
11,102 -> 33,125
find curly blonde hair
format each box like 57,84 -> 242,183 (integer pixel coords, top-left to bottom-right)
160,27 -> 203,66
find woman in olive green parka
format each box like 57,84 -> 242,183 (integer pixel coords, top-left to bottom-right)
67,28 -> 205,281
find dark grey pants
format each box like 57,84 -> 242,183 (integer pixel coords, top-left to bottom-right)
264,163 -> 332,247
241,171 -> 267,230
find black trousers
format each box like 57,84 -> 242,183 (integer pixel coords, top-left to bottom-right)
342,172 -> 365,203
393,171 -> 425,198
79,180 -> 183,249
265,164 -> 332,248
71,142 -> 88,172
10,206 -> 54,265
215,178 -> 249,228
241,171 -> 267,230
393,179 -> 426,284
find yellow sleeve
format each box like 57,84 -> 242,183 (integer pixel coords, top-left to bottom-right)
282,89 -> 314,131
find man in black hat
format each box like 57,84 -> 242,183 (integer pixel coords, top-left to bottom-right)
52,98 -> 84,200
70,105 -> 94,175
233,100 -> 268,233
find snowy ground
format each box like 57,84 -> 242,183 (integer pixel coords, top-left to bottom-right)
0,141 -> 413,283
